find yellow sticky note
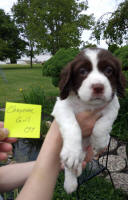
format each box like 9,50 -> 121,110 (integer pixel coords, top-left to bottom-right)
4,102 -> 42,138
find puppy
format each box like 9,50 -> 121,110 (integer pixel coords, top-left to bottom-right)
52,48 -> 125,193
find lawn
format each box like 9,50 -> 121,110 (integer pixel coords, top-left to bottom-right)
0,64 -> 59,107
0,64 -> 42,69
53,173 -> 127,200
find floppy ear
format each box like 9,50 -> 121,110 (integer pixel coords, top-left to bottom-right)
116,59 -> 126,97
59,62 -> 73,100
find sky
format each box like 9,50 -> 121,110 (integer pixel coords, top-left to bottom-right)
0,0 -> 123,62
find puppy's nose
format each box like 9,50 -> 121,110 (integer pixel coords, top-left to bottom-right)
91,83 -> 104,94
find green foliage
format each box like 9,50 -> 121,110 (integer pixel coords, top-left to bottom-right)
0,111 -> 4,121
81,42 -> 97,50
53,172 -> 127,200
104,0 -> 128,45
114,46 -> 128,70
0,9 -> 27,63
112,100 -> 128,141
111,72 -> 128,141
21,86 -> 55,119
12,0 -> 39,67
12,0 -> 94,55
108,44 -> 119,53
42,48 -> 79,86
21,87 -> 56,148
92,0 -> 128,46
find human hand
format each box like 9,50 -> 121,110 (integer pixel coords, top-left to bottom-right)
76,109 -> 102,138
0,122 -> 17,161
75,109 -> 103,166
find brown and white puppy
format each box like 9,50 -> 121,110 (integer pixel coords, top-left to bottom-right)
52,48 -> 125,193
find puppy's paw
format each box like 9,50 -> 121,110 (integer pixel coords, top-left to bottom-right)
64,174 -> 78,194
60,145 -> 85,169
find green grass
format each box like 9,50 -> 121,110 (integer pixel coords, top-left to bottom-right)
3,175 -> 127,200
0,64 -> 42,69
0,65 -> 59,107
53,173 -> 127,200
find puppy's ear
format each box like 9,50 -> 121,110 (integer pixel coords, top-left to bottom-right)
59,62 -> 73,100
116,59 -> 126,97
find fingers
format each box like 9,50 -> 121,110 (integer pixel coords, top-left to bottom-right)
85,145 -> 94,163
0,143 -> 12,161
0,122 -> 17,143
0,121 -> 4,128
0,143 -> 12,152
0,128 -> 9,140
0,152 -> 8,161
81,145 -> 94,169
0,122 -> 16,161
88,109 -> 102,120
4,137 -> 17,143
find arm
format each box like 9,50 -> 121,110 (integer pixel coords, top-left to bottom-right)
0,161 -> 34,192
16,109 -> 101,200
16,120 -> 62,200
0,122 -> 34,192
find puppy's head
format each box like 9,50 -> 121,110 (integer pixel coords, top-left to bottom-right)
59,48 -> 125,105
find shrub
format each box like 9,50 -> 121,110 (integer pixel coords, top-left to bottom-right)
0,111 -> 4,121
108,44 -> 119,53
42,48 -> 79,86
114,46 -> 128,70
20,87 -> 56,147
111,70 -> 128,141
111,90 -> 128,141
21,86 -> 55,119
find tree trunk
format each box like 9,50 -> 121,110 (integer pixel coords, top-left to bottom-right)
30,45 -> 33,68
10,57 -> 17,64
29,41 -> 33,68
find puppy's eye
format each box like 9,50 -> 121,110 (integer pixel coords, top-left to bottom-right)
79,68 -> 89,76
104,66 -> 113,76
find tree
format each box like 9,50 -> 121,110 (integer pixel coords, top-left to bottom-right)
12,0 -> 94,55
12,0 -> 38,67
108,44 -> 119,53
80,42 -> 97,50
42,48 -> 79,86
92,0 -> 128,46
114,46 -> 128,70
0,9 -> 27,63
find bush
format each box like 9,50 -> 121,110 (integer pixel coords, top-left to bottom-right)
42,48 -> 79,86
20,87 -> 56,143
108,44 -> 119,53
114,46 -> 128,70
111,90 -> 128,141
21,86 -> 55,119
111,71 -> 128,141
